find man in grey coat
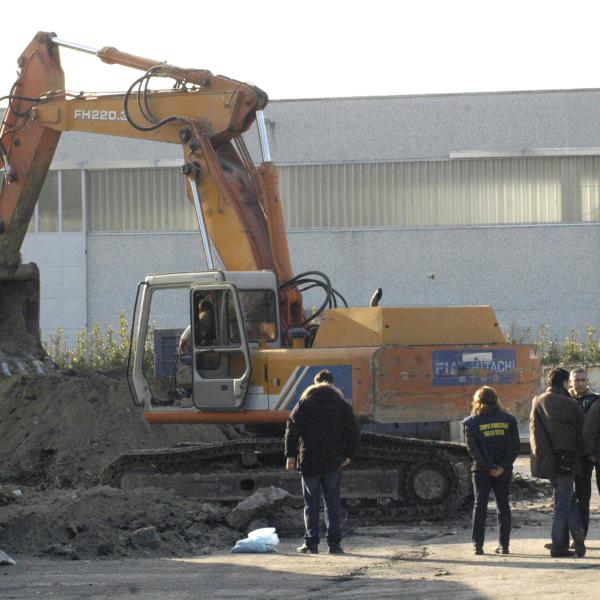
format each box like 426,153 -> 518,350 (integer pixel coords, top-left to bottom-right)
530,367 -> 585,557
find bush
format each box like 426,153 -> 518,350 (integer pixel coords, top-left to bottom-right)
44,311 -> 154,376
536,325 -> 600,366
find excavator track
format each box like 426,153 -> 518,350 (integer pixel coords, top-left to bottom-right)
100,433 -> 471,521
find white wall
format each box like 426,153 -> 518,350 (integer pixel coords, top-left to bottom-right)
81,223 -> 600,342
288,223 -> 600,342
86,232 -> 206,331
21,233 -> 86,347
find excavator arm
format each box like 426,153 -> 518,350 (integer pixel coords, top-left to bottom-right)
0,32 -> 303,359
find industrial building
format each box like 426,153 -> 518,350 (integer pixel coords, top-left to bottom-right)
18,88 -> 600,346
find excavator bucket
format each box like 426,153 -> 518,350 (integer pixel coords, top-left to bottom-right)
0,263 -> 44,361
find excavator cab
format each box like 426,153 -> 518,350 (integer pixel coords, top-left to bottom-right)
129,270 -> 280,414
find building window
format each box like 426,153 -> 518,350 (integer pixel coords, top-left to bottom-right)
87,168 -> 197,232
37,171 -> 59,232
61,170 -> 83,232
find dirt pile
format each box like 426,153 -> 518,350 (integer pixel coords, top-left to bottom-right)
1,371 -> 550,560
0,372 -> 230,487
510,472 -> 553,501
0,484 -> 243,559
0,372 -> 303,559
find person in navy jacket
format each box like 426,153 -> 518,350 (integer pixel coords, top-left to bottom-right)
463,386 -> 520,555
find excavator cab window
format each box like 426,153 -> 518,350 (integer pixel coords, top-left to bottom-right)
191,284 -> 251,410
238,290 -> 278,343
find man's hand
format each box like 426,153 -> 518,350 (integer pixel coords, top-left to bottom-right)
490,466 -> 504,477
286,457 -> 297,471
341,458 -> 351,468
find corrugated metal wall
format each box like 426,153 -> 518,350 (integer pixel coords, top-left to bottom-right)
86,168 -> 197,232
78,157 -> 600,232
579,156 -> 600,221
279,158 -> 563,228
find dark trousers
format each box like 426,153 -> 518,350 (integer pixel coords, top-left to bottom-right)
574,458 -> 600,538
551,473 -> 584,551
471,469 -> 512,550
301,469 -> 342,548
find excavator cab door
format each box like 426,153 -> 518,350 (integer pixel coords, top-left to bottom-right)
191,283 -> 251,411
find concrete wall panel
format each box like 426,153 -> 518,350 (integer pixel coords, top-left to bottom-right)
84,224 -> 600,341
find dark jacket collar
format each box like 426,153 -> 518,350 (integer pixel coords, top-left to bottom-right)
546,385 -> 571,398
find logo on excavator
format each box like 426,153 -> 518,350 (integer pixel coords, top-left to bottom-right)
432,349 -> 518,386
73,109 -> 128,122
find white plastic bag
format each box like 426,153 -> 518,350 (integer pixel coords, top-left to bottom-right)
0,550 -> 15,565
231,527 -> 279,554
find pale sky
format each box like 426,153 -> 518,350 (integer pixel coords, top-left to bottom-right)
1,0 -> 600,103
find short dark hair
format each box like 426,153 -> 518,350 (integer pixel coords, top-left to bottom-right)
314,369 -> 334,384
548,367 -> 570,387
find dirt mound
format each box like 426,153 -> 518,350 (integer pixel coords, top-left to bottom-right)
0,372 -> 231,487
0,484 -> 241,559
510,472 -> 553,500
0,372 -> 305,559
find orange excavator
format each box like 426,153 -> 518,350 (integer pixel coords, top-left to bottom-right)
1,33 -> 541,519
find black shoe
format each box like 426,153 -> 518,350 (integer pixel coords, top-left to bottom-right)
328,546 -> 345,555
474,547 -> 484,555
543,542 -> 552,550
550,549 -> 576,557
494,546 -> 509,555
573,539 -> 586,557
297,544 -> 318,554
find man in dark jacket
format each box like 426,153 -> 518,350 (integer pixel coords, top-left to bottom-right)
463,386 -> 520,555
530,367 -> 585,557
570,367 -> 600,539
285,369 -> 360,555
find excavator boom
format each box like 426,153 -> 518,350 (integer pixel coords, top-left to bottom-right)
0,32 -> 302,363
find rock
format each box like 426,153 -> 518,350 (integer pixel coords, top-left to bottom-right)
66,521 -> 84,538
0,549 -> 15,565
44,544 -> 78,559
270,506 -> 304,536
206,525 -> 240,549
130,526 -> 161,550
96,542 -> 115,556
225,486 -> 290,530
435,569 -> 451,577
246,519 -> 270,533
198,503 -> 227,525
0,490 -> 17,507
184,522 -> 209,544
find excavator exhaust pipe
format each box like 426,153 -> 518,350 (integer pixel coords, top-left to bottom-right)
0,263 -> 44,359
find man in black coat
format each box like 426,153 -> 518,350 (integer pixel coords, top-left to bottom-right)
570,367 -> 600,539
285,369 -> 360,555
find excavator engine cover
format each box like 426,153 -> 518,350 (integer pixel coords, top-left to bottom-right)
0,263 -> 43,357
